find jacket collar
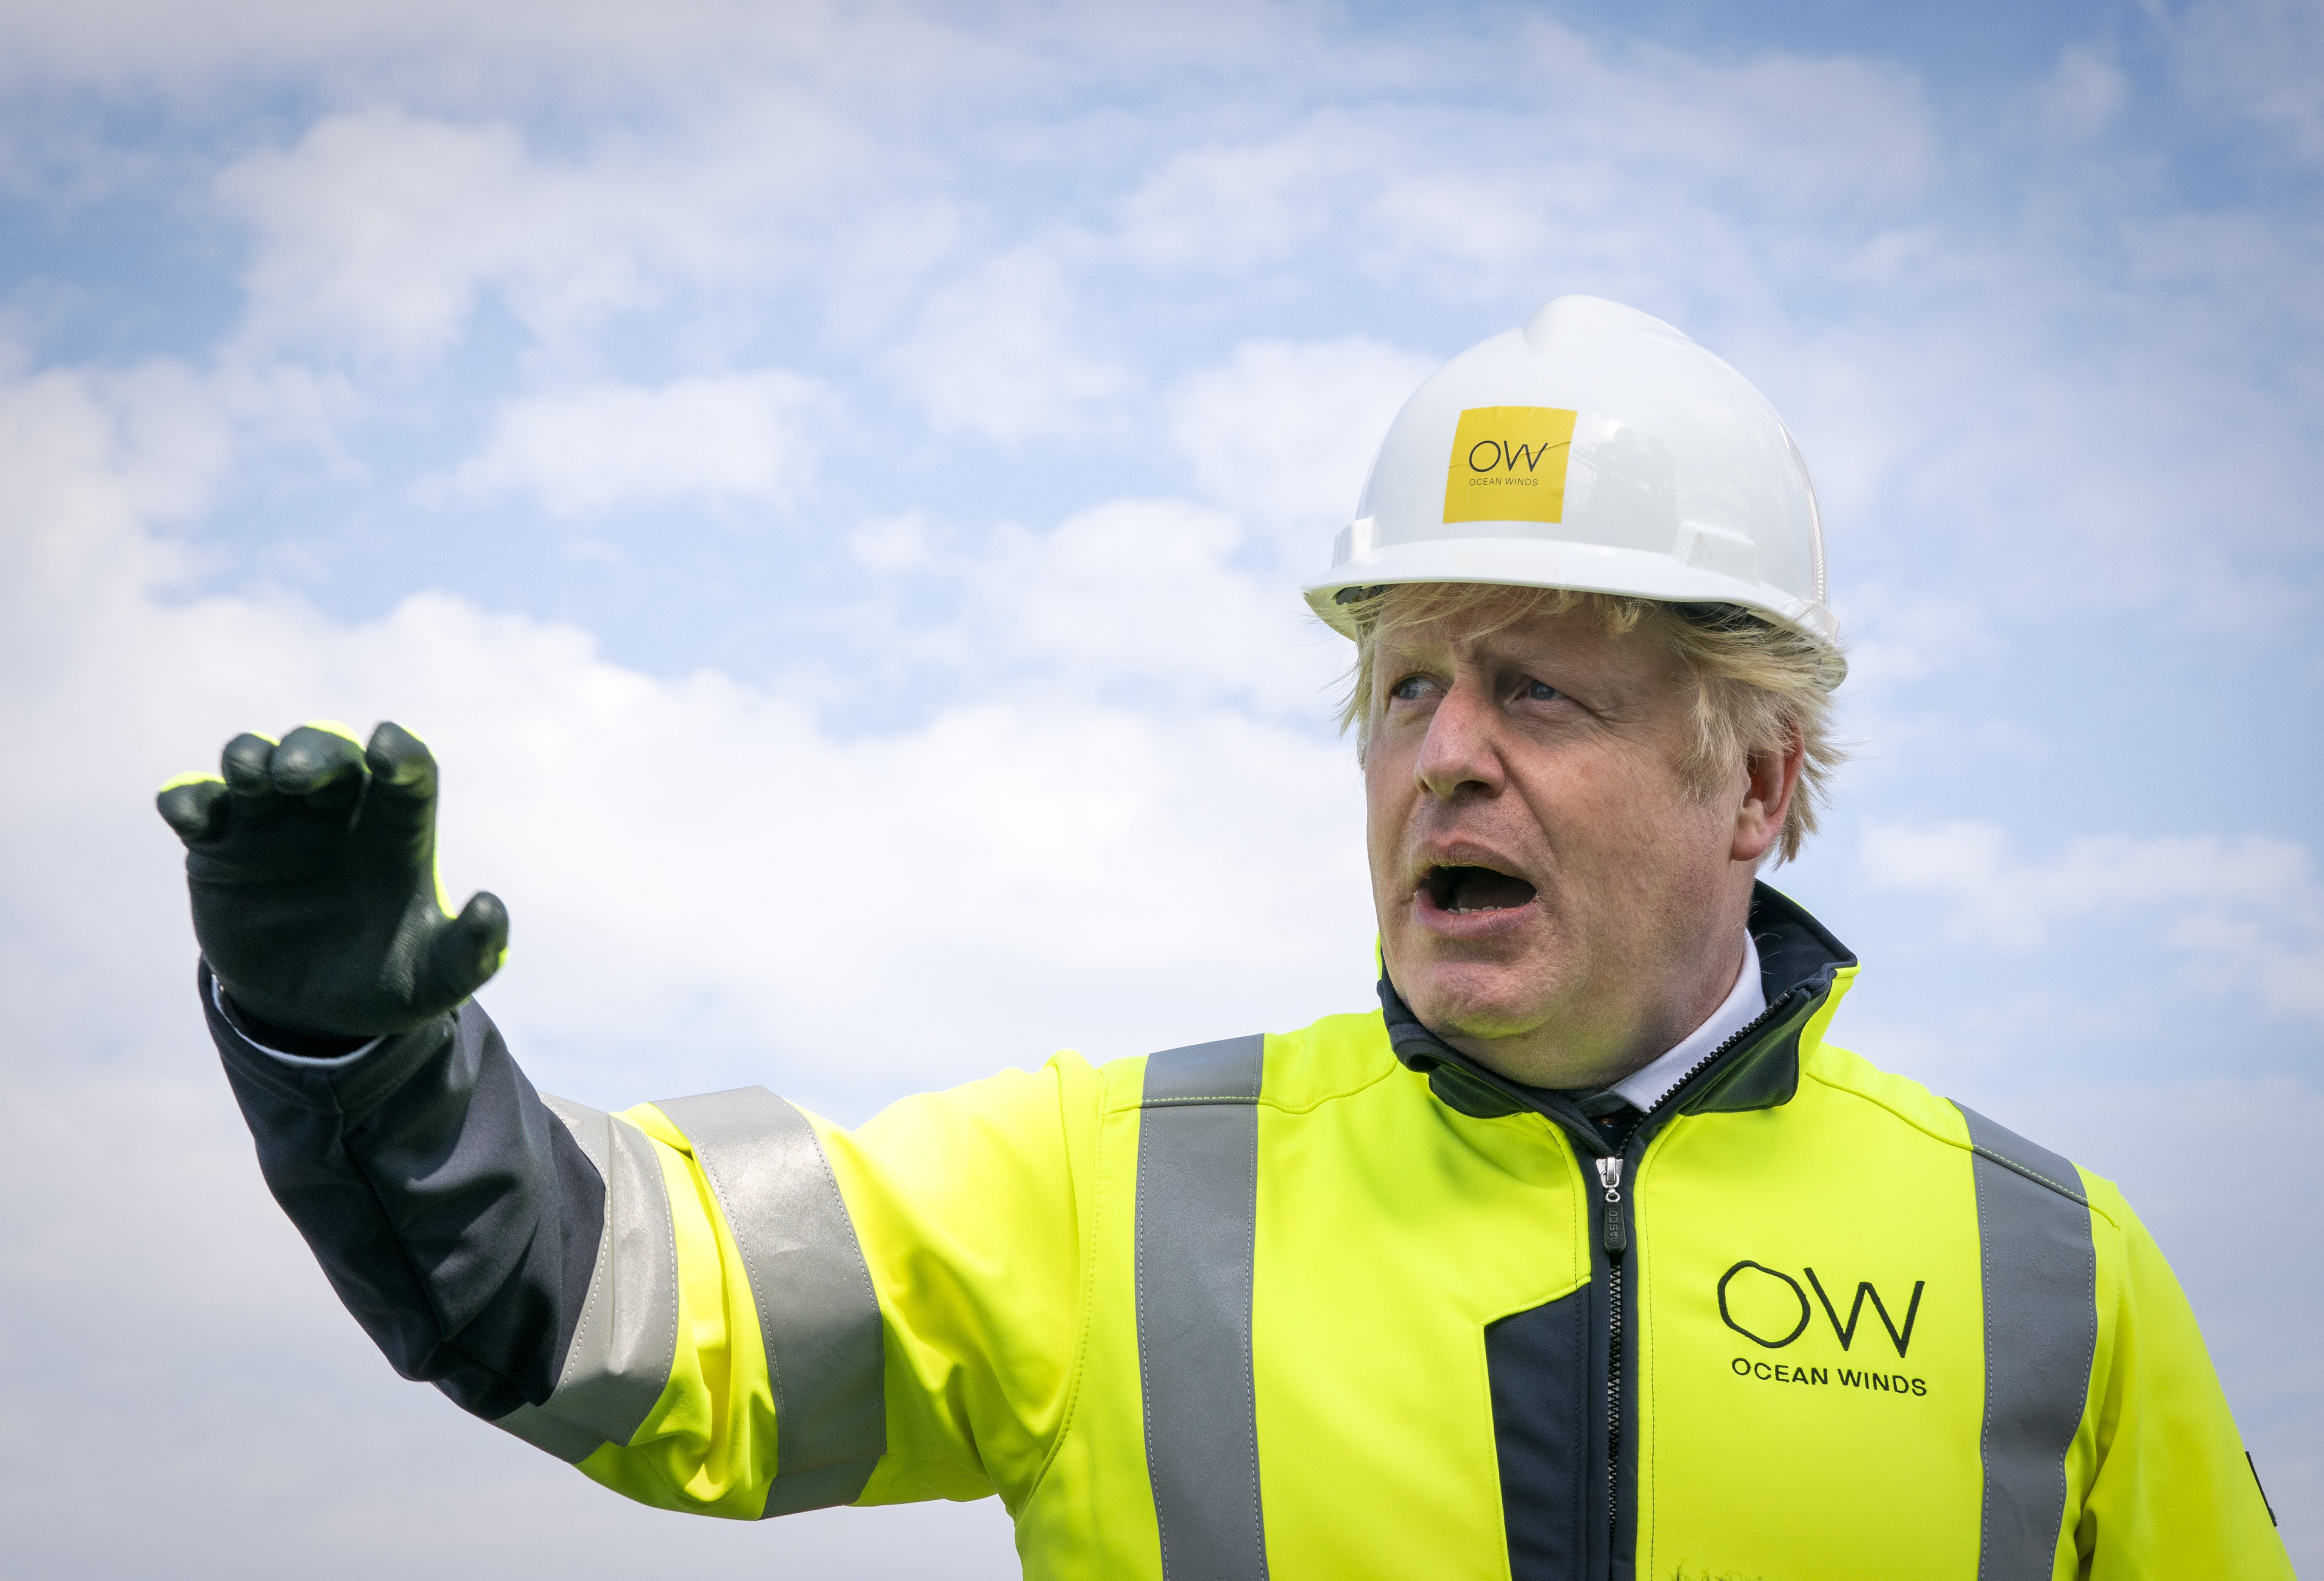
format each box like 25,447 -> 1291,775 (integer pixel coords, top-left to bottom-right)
1379,882 -> 1858,1155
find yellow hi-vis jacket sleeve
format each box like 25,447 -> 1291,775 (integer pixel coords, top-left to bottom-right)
2074,1190 -> 2286,1577
570,1059 -> 1096,1519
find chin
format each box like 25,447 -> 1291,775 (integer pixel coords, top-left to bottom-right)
1400,959 -> 1554,1042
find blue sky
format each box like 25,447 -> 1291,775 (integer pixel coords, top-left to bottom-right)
1,0 -> 2318,1572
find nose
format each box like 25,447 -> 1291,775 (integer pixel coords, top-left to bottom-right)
1413,675 -> 1506,802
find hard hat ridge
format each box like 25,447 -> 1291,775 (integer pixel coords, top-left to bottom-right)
1304,294 -> 1844,685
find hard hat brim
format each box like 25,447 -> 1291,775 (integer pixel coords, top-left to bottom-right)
1300,534 -> 1846,685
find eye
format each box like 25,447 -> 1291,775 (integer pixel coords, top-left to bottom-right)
1389,673 -> 1433,702
1525,679 -> 1564,702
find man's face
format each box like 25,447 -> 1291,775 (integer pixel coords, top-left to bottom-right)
1363,596 -> 1772,1088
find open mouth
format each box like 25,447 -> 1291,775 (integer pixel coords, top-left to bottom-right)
1421,864 -> 1539,915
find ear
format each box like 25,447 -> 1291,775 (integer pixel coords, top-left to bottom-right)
1731,724 -> 1805,866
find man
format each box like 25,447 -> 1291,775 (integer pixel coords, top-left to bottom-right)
159,296 -> 2288,1578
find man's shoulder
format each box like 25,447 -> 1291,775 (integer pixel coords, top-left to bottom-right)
1082,1009 -> 1400,1116
1798,1038 -> 1970,1146
1257,1009 -> 1401,1113
1096,1009 -> 1399,1112
1800,1039 -> 2125,1230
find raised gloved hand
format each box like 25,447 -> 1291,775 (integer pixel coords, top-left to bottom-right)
156,720 -> 508,1039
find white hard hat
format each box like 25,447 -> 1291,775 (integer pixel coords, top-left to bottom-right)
1303,294 -> 1843,681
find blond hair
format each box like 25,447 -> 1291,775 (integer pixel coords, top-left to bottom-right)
1336,584 -> 1845,864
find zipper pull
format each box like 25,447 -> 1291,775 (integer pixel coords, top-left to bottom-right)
1596,1156 -> 1627,1254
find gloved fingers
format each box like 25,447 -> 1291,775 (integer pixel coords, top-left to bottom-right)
221,732 -> 280,797
424,891 -> 509,1009
271,723 -> 371,812
364,721 -> 438,803
156,775 -> 231,843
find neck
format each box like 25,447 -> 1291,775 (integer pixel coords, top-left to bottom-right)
1444,930 -> 1754,1091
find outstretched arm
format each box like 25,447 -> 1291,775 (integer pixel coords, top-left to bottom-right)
160,720 -> 604,1421
159,721 -> 1048,1520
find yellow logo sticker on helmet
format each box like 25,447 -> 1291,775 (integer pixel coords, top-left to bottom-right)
1443,406 -> 1578,524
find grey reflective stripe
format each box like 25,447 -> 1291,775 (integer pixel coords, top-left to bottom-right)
1136,1036 -> 1270,1581
654,1086 -> 886,1516
494,1097 -> 682,1463
1955,1102 -> 2098,1581
547,1098 -> 683,1440
494,1401 -> 603,1464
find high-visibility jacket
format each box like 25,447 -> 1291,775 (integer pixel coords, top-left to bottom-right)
206,885 -> 2290,1579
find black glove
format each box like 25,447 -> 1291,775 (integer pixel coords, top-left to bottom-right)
157,720 -> 508,1039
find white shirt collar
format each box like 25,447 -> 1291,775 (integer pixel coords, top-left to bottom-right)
1605,930 -> 1765,1113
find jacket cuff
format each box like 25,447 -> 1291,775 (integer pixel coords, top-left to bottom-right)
212,983 -> 378,1059
199,959 -> 459,1120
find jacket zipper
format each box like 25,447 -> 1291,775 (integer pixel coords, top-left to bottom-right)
1586,988 -> 1789,1571
1596,1154 -> 1626,1561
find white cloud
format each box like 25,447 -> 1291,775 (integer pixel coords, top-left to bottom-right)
884,248 -> 1130,442
856,496 -> 1349,717
215,105 -> 885,361
2037,46 -> 2130,142
0,0 -> 1136,102
1861,821 -> 2324,1018
219,112 -> 609,360
1516,24 -> 1935,205
1165,336 -> 1438,553
1,362 -> 1374,1095
0,352 -> 1377,1133
1110,25 -> 1932,300
323,591 -> 1367,1084
0,0 -> 1001,114
436,370 -> 831,515
0,355 -> 231,594
1114,130 -> 1349,272
1822,587 -> 1998,694
2177,0 -> 2324,163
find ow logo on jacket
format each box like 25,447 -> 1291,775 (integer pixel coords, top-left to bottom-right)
1716,1259 -> 1927,1358
207,886 -> 2292,1580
